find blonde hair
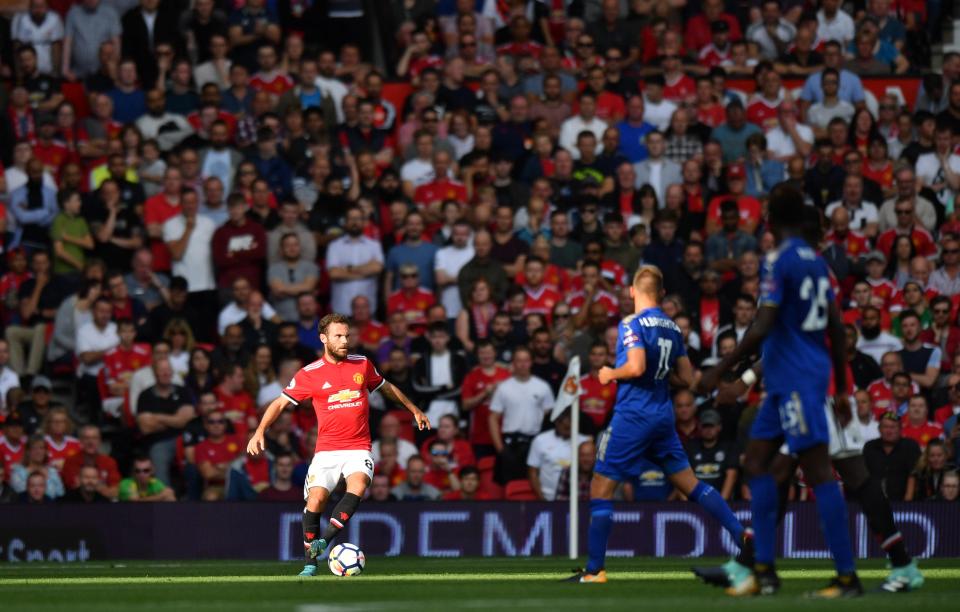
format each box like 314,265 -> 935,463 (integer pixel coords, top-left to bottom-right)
632,264 -> 664,297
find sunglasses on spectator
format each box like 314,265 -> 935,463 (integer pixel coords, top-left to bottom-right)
207,419 -> 226,425
944,249 -> 960,255
582,208 -> 597,214
554,312 -> 571,319
135,468 -> 153,474
578,40 -> 594,47
895,208 -> 913,215
879,104 -> 896,110
934,308 -> 951,314
461,40 -> 476,47
401,273 -> 418,278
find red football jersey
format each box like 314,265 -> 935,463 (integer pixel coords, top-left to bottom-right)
746,96 -> 781,130
45,435 -> 81,471
282,355 -> 385,452
934,404 -> 960,426
358,320 -> 387,349
825,230 -> 870,259
568,289 -> 619,318
876,227 -> 937,259
901,420 -> 943,449
249,72 -> 294,96
0,435 -> 24,470
867,378 -> 919,417
216,388 -> 257,439
387,288 -> 435,333
514,264 -> 571,293
103,343 -> 152,390
866,277 -> 898,309
144,194 -> 182,272
580,373 -> 615,428
663,74 -> 695,102
195,435 -> 243,482
461,365 -> 511,446
523,285 -> 561,319
413,179 -> 467,207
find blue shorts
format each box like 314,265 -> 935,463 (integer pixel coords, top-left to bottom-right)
594,410 -> 690,482
751,388 -> 830,453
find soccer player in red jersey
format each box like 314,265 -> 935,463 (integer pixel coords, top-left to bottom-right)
248,313 -> 430,577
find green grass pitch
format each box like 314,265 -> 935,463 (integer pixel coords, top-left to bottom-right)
3,557 -> 960,612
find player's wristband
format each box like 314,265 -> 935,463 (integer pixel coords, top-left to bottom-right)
740,369 -> 758,387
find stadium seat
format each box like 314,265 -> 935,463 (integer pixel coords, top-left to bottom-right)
504,479 -> 538,501
477,456 -> 502,499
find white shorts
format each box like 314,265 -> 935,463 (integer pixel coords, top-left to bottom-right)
303,450 -> 374,499
778,396 -> 864,459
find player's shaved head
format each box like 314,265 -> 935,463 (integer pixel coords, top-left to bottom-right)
632,264 -> 664,298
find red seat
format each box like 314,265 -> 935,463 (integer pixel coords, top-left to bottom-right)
477,457 -> 502,499
477,455 -> 496,473
504,479 -> 538,501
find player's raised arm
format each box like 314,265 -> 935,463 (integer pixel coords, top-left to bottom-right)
247,395 -> 291,456
699,305 -> 777,394
380,381 -> 431,431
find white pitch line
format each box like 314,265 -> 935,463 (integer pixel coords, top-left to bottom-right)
3,568 -> 960,586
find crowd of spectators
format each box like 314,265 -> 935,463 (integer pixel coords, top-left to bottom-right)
0,0 -> 957,506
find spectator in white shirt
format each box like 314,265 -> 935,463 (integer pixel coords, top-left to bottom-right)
765,99 -> 813,161
816,0 -> 855,45
642,74 -> 678,132
0,340 -> 21,415
747,0 -> 796,60
915,125 -> 960,212
527,409 -> 589,501
489,346 -> 554,483
559,92 -> 608,158
325,206 -> 385,315
11,0 -> 64,75
434,221 -> 475,318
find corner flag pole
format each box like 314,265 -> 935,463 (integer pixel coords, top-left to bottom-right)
569,389 -> 580,560
552,356 -> 582,560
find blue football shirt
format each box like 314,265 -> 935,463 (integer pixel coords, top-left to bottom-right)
615,306 -> 686,413
759,236 -> 834,394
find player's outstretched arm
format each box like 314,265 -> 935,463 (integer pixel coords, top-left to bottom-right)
598,347 -> 646,385
247,395 -> 291,456
699,305 -> 777,394
381,381 -> 432,431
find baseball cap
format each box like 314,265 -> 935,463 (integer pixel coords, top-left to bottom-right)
31,375 -> 52,391
727,163 -> 746,180
879,411 -> 900,423
3,413 -> 23,428
700,409 -> 722,426
865,250 -> 886,265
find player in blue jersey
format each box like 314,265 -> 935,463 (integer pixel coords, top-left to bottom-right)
700,184 -> 862,598
565,265 -> 750,583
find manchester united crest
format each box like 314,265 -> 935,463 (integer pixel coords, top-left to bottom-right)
563,375 -> 578,395
353,373 -> 364,385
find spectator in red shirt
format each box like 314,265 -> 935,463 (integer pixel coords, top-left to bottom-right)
215,364 -> 258,440
579,342 -> 615,431
901,395 -> 944,450
143,167 -> 183,273
521,256 -> 561,320
374,439 -> 407,488
194,410 -> 242,500
249,44 -> 294,101
442,465 -> 493,500
386,264 -> 435,335
211,194 -> 268,292
60,424 -> 120,498
705,164 -> 762,236
876,198 -> 937,259
259,451 -> 303,502
685,0 -> 742,54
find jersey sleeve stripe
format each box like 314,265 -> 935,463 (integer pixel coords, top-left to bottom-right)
370,378 -> 386,393
281,392 -> 299,406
